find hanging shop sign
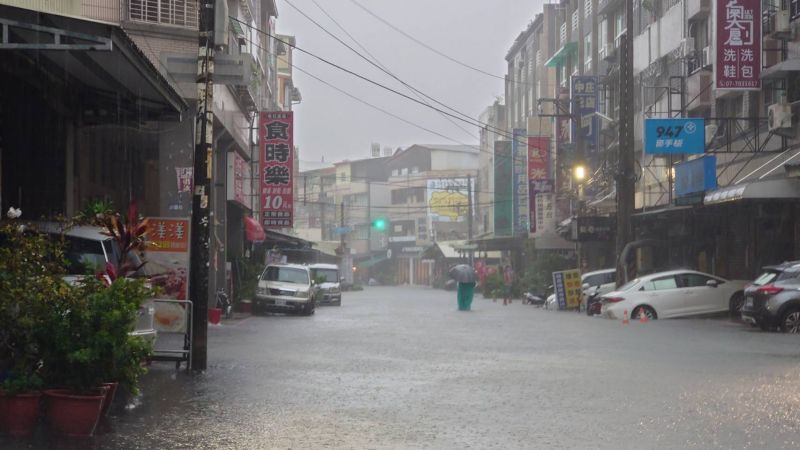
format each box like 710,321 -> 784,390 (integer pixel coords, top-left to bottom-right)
715,0 -> 761,90
494,140 -> 513,237
570,76 -> 599,152
259,111 -> 294,228
528,136 -> 552,236
512,129 -> 529,236
675,155 -> 718,197
228,152 -> 251,208
145,217 -> 190,301
427,178 -> 470,222
577,216 -> 614,242
644,118 -> 706,154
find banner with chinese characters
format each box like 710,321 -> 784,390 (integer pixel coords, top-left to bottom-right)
145,218 -> 190,301
530,180 -> 555,237
175,167 -> 193,193
259,111 -> 294,228
227,152 -> 251,208
512,129 -> 529,237
493,140 -> 513,237
527,136 -> 551,235
570,76 -> 599,151
715,0 -> 761,90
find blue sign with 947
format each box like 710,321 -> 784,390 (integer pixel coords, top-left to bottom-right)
644,118 -> 705,155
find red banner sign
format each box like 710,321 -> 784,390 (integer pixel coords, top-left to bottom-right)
259,111 -> 294,229
528,136 -> 551,234
715,0 -> 761,90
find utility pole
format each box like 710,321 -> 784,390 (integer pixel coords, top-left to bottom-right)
616,0 -> 636,285
189,0 -> 215,371
367,180 -> 372,253
319,177 -> 326,240
467,175 -> 474,264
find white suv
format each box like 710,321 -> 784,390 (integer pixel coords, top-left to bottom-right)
255,264 -> 317,315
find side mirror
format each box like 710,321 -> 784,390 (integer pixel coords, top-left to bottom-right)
706,279 -> 719,288
582,283 -> 590,290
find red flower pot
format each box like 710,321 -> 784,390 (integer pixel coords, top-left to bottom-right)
100,382 -> 119,416
3,392 -> 42,437
44,389 -> 106,437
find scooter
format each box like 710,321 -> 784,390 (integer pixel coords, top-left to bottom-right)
523,291 -> 546,306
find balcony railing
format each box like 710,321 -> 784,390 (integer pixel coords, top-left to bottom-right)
129,0 -> 198,29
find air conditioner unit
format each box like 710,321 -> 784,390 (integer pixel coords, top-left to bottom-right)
768,102 -> 793,132
704,124 -> 718,145
602,43 -> 616,61
701,46 -> 711,68
682,37 -> 695,57
774,10 -> 792,39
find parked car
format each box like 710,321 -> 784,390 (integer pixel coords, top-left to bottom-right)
741,261 -> 800,332
599,270 -> 747,320
310,263 -> 342,306
255,264 -> 317,315
582,268 -> 617,316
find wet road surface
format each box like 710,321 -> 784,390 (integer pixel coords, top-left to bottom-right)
4,286 -> 800,449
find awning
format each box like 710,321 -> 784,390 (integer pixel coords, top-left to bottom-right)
545,42 -> 577,68
0,5 -> 186,119
703,178 -> 800,205
244,216 -> 266,242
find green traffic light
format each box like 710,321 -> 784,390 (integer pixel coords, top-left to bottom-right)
373,218 -> 386,230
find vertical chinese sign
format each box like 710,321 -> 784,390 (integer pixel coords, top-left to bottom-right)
511,129 -> 529,236
570,76 -> 599,152
528,136 -> 554,237
259,111 -> 294,228
146,218 -> 191,301
493,140 -> 513,237
715,0 -> 761,90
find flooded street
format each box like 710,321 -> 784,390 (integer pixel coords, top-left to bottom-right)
6,286 -> 800,449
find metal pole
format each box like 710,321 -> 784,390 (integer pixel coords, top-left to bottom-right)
367,180 -> 372,252
467,175 -> 474,264
189,0 -> 215,371
616,0 -> 636,286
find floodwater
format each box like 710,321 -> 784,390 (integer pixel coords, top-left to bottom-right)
4,286 -> 800,449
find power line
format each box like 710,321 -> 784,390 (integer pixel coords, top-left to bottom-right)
232,16 -> 531,149
229,20 -> 555,163
303,0 -> 478,140
347,0 -> 516,85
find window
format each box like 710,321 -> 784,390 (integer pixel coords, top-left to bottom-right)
675,273 -> 715,288
129,0 -> 199,29
262,267 -> 310,285
643,276 -> 678,290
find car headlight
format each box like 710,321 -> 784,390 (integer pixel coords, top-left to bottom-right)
295,290 -> 309,298
257,287 -> 267,295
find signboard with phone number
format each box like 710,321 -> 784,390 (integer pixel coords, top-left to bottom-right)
644,118 -> 705,155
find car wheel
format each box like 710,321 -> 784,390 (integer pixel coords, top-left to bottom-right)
632,305 -> 657,320
729,292 -> 744,317
779,308 -> 800,333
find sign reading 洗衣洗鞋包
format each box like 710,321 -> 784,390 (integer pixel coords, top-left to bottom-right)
715,0 -> 761,90
259,112 -> 294,229
644,118 -> 706,155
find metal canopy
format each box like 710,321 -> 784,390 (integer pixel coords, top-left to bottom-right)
0,5 -> 186,119
703,178 -> 800,205
545,42 -> 577,68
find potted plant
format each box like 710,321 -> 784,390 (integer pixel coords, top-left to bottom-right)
0,216 -> 67,436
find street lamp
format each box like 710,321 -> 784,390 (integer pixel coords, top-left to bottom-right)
573,164 -> 587,182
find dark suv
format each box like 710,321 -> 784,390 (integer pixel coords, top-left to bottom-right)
741,261 -> 800,332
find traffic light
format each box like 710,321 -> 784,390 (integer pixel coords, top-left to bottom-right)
372,218 -> 387,230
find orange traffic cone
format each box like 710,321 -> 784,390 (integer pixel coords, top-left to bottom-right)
622,309 -> 630,325
639,309 -> 649,324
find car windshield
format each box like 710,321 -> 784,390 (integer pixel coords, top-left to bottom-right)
262,267 -> 309,285
63,236 -> 108,275
312,269 -> 339,283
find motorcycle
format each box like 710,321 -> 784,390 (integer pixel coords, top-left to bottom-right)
523,291 -> 546,306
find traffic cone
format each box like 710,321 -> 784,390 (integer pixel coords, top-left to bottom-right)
622,309 -> 630,325
639,309 -> 649,324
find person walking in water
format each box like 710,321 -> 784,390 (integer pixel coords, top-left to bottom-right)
503,264 -> 514,306
449,264 -> 477,311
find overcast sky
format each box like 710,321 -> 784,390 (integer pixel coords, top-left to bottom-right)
275,0 -> 545,168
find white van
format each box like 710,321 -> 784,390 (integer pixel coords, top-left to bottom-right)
309,263 -> 342,306
255,264 -> 317,315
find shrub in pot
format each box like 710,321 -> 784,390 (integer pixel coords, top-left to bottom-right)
39,276 -> 153,436
0,220 -> 69,436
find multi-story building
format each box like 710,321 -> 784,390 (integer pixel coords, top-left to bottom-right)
295,165 -> 337,242
385,144 -> 478,284
477,100 -> 507,236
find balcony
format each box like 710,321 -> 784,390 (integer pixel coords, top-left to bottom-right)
686,0 -> 711,21
598,0 -> 623,16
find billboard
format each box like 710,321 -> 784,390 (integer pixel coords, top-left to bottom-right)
512,129 -> 529,236
259,111 -> 294,228
715,0 -> 761,90
427,178 -> 470,222
494,140 -> 513,237
675,155 -> 717,197
145,217 -> 190,301
644,118 -> 706,154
